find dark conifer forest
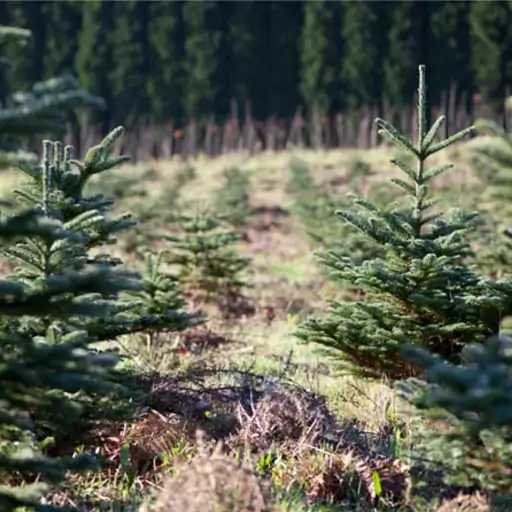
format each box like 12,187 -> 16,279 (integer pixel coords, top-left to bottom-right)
1,0 -> 511,131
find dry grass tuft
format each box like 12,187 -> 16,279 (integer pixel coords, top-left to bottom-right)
435,491 -> 491,512
275,446 -> 410,508
232,382 -> 337,451
143,433 -> 273,512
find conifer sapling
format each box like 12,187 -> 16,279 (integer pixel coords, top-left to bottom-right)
397,333 -> 512,498
296,65 -> 512,380
0,144 -> 143,511
163,204 -> 251,313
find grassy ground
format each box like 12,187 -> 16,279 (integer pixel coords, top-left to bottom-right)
3,139 -> 494,511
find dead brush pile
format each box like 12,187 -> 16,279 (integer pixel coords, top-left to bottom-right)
229,380 -> 338,451
224,378 -> 412,509
88,368 -> 418,510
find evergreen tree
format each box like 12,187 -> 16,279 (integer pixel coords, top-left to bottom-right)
125,250 -> 200,351
182,1 -> 221,118
470,108 -> 512,217
2,125 -> 193,345
109,0 -> 150,127
469,0 -> 512,103
287,157 -> 384,264
341,1 -> 385,108
3,1 -> 46,90
227,1 -> 268,117
0,25 -> 104,167
295,66 -> 512,380
41,1 -> 82,80
468,108 -> 512,278
398,333 -> 512,500
0,127 -> 197,510
429,1 -> 472,106
299,0 -> 341,113
0,262 -> 136,511
264,1 -> 303,117
147,0 -> 184,124
0,142 -> 143,510
383,2 -> 431,106
163,205 -> 251,309
214,167 -> 251,230
75,0 -> 115,129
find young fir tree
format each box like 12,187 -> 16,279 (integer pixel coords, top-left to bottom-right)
163,204 -> 251,309
397,333 -> 512,502
470,107 -> 512,215
121,165 -> 198,259
125,250 -> 201,351
2,126 -> 193,345
0,167 -> 142,511
296,65 -> 512,380
0,25 -> 104,167
214,166 -> 250,230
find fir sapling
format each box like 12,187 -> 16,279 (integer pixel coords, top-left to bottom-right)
397,334 -> 512,502
0,128 -> 198,473
163,204 -> 252,314
468,106 -> 512,276
296,65 -> 512,380
0,165 -> 143,511
124,250 -> 202,351
0,128 -> 136,338
1,127 -> 194,343
214,166 -> 251,229
287,157 -> 384,266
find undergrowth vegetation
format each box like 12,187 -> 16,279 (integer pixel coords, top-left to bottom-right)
3,26 -> 512,512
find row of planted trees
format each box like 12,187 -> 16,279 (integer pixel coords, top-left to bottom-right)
0,100 -> 256,512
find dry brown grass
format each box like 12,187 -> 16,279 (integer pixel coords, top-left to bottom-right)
434,492 -> 491,512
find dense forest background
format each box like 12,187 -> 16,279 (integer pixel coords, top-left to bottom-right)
1,0 -> 512,157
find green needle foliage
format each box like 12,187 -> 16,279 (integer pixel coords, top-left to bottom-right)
151,164 -> 197,226
470,102 -> 512,201
0,168 -> 143,510
296,65 -> 512,380
214,166 -> 251,229
163,204 -> 251,307
398,333 -> 512,500
0,128 -> 197,508
0,25 -> 104,168
0,128 -> 191,343
0,127 -> 140,341
125,250 -> 201,350
468,104 -> 512,276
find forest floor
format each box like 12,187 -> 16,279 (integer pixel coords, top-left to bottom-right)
0,139 -> 492,511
